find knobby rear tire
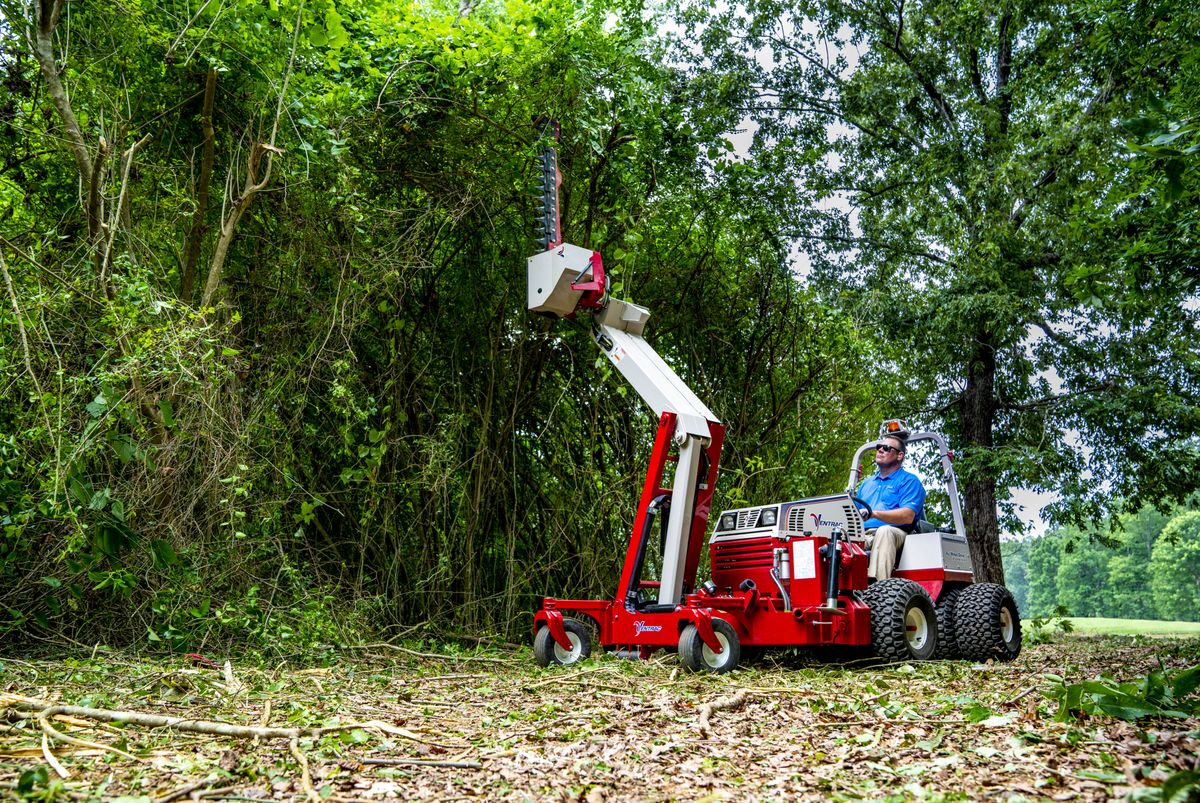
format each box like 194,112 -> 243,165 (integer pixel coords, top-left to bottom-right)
954,583 -> 1022,662
862,578 -> 938,662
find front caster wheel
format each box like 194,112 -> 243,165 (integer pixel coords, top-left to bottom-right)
533,618 -> 592,667
678,619 -> 740,674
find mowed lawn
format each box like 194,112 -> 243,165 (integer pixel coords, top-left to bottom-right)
1065,617 -> 1200,636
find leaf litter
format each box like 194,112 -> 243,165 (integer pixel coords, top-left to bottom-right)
0,636 -> 1197,801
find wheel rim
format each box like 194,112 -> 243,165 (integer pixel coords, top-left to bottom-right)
905,605 -> 930,651
553,632 -> 583,663
1000,606 -> 1015,643
701,633 -> 730,669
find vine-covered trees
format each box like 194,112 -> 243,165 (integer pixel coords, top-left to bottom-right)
0,0 -> 874,649
3,0 -> 1198,652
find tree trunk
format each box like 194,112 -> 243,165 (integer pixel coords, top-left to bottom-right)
182,68 -> 216,305
29,0 -> 92,197
960,333 -> 1005,584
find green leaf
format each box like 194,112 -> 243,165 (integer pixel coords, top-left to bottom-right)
1164,159 -> 1184,203
158,399 -> 176,429
1171,665 -> 1200,700
18,766 -> 48,793
86,394 -> 108,416
109,435 -> 136,463
1162,770 -> 1200,803
341,728 -> 371,744
965,703 -> 993,722
150,539 -> 178,567
89,488 -> 110,511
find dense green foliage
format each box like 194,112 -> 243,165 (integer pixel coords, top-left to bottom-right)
0,0 -> 877,652
1004,503 -> 1200,621
1,0 -> 1197,654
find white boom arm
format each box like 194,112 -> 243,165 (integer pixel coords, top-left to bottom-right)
528,242 -> 720,605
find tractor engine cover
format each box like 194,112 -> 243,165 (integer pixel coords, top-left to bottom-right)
709,494 -> 869,607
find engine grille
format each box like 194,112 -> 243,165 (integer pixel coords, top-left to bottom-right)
736,509 -> 761,529
711,536 -> 775,573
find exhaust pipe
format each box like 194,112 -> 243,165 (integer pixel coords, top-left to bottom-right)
817,527 -> 843,614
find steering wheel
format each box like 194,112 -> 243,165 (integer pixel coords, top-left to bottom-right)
850,494 -> 873,523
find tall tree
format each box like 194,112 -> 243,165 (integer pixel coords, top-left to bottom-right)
686,0 -> 1200,582
1026,532 -> 1064,617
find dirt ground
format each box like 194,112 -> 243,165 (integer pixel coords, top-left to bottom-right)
1,636 -> 1198,801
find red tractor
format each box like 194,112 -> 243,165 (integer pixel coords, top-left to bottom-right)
527,136 -> 1020,673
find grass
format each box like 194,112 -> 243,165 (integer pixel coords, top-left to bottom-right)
1065,617 -> 1200,637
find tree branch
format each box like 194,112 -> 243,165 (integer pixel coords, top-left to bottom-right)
2,693 -> 460,747
28,0 -> 91,185
1028,314 -> 1076,350
793,231 -> 950,266
87,138 -> 108,247
1008,78 -> 1116,231
99,133 -> 152,294
995,11 -> 1013,135
996,379 -> 1120,413
875,10 -> 957,130
201,3 -> 301,308
967,47 -> 987,105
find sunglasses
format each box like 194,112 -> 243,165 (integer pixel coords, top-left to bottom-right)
876,444 -> 903,454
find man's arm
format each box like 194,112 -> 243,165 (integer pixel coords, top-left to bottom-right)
882,472 -> 926,527
871,506 -> 917,526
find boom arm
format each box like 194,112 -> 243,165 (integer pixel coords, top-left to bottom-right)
526,134 -> 722,607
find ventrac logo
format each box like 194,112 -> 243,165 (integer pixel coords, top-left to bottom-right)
810,513 -> 841,529
634,621 -> 662,636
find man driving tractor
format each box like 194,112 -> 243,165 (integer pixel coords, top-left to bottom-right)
858,433 -> 927,581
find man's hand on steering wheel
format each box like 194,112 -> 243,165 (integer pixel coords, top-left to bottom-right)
850,494 -> 873,522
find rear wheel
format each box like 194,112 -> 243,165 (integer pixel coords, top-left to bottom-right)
679,619 -> 740,674
533,618 -> 592,667
932,588 -> 964,660
954,583 -> 1022,662
862,578 -> 938,662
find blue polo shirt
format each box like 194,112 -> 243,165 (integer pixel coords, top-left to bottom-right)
857,466 -> 926,530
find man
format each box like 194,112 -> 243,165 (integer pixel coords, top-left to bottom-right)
857,434 -> 926,581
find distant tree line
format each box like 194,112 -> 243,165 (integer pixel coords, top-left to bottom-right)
1003,503 -> 1200,622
